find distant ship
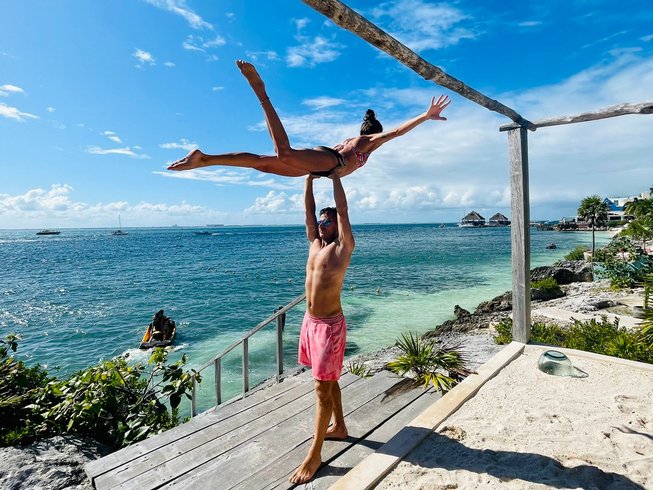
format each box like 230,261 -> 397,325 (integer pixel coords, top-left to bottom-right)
206,224 -> 224,227
36,229 -> 61,235
111,215 -> 128,236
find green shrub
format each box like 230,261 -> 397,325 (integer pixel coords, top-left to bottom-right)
564,246 -> 590,261
347,361 -> 372,378
492,316 -> 652,364
493,319 -> 513,345
532,277 -> 558,291
0,336 -> 201,449
0,335 -> 54,446
387,332 -> 466,392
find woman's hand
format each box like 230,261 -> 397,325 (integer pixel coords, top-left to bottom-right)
426,95 -> 451,121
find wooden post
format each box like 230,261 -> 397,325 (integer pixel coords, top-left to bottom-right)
302,0 -> 533,128
276,313 -> 285,381
242,338 -> 249,396
214,358 -> 222,407
508,128 -> 531,343
191,378 -> 197,418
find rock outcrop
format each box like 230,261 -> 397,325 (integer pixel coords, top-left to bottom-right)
0,436 -> 111,490
530,260 -> 593,284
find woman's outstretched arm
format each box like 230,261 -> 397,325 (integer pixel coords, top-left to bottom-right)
367,95 -> 451,151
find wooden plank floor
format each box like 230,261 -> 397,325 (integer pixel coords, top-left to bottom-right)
86,369 -> 440,489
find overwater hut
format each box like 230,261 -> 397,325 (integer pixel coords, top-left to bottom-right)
459,211 -> 485,227
488,212 -> 511,226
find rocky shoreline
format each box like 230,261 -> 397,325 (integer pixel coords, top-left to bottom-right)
1,262 -> 644,490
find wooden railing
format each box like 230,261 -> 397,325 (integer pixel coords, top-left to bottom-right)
190,293 -> 306,416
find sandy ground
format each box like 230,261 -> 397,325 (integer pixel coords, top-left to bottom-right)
377,345 -> 653,490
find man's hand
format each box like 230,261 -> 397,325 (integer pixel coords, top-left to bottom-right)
426,95 -> 451,121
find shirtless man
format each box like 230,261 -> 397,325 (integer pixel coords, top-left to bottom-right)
290,172 -> 354,484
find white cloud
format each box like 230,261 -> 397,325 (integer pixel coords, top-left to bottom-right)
155,168 -> 296,191
46,106 -> 56,112
164,61 -> 175,67
182,34 -> 225,52
102,131 -> 122,144
518,21 -> 543,27
642,34 -> 653,42
159,138 -> 197,151
143,0 -> 212,30
86,146 -> 149,159
133,49 -> 155,65
245,51 -> 280,63
285,18 -> 344,67
368,0 -> 476,52
0,184 -> 223,227
302,96 -> 346,110
0,102 -> 38,122
212,86 -> 224,91
0,84 -> 24,96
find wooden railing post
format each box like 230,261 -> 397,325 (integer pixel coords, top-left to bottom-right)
242,338 -> 249,396
214,358 -> 222,407
276,310 -> 285,381
191,378 -> 197,418
508,127 -> 531,343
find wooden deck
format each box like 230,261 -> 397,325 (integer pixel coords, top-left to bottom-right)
85,369 -> 440,489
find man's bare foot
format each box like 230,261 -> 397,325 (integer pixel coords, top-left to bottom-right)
289,453 -> 322,484
324,424 -> 348,441
236,60 -> 267,101
167,149 -> 204,171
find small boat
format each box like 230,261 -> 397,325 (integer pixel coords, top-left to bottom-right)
111,215 -> 128,236
140,310 -> 176,349
546,243 -> 557,249
194,231 -> 212,235
36,229 -> 61,235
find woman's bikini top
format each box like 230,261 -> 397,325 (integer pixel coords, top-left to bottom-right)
336,138 -> 371,168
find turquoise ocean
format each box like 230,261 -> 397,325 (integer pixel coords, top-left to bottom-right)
0,225 -> 609,412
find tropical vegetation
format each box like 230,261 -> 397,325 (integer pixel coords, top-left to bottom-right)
387,332 -> 467,392
494,317 -> 653,364
577,195 -> 609,266
0,336 -> 200,449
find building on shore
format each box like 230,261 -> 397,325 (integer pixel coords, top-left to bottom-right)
488,212 -> 511,227
459,211 -> 486,227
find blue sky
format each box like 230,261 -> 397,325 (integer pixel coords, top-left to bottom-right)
1,0 -> 652,228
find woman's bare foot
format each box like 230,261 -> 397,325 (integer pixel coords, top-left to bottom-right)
289,453 -> 322,484
236,60 -> 267,102
167,149 -> 204,171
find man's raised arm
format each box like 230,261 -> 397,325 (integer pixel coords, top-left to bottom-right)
331,174 -> 354,251
305,175 -> 319,241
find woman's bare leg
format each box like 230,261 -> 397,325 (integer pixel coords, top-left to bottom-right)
236,60 -> 338,173
167,149 -> 307,177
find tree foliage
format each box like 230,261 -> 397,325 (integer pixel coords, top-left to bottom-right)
0,336 -> 200,449
577,195 -> 609,264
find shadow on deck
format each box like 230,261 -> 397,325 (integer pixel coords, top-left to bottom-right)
85,369 -> 440,489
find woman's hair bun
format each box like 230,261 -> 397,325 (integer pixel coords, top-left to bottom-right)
360,109 -> 382,135
364,109 -> 376,121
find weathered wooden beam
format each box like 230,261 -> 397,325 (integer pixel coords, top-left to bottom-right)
500,101 -> 653,132
302,0 -> 534,129
508,128 -> 531,343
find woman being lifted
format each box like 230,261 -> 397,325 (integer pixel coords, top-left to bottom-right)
168,60 -> 451,178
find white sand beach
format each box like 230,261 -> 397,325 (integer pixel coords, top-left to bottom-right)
377,345 -> 653,490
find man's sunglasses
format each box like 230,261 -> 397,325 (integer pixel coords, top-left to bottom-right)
318,218 -> 334,227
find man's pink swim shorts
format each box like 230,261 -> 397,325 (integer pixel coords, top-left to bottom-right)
298,311 -> 347,381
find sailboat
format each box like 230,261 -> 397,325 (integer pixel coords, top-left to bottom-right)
111,215 -> 128,236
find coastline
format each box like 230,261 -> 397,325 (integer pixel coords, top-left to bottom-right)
1,265 -> 644,489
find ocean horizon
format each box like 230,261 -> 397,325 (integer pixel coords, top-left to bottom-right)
1,224 -> 610,411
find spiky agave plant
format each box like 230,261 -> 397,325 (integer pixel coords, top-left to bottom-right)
387,332 -> 467,392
